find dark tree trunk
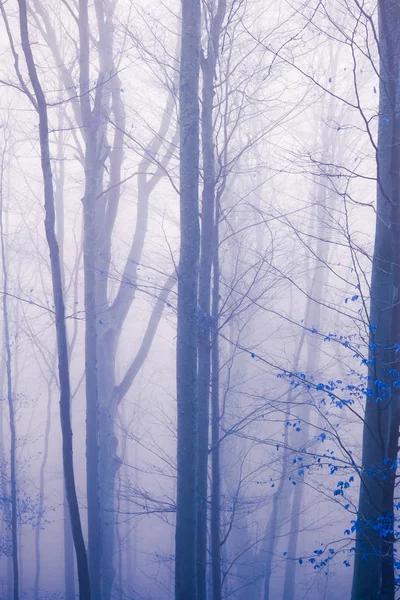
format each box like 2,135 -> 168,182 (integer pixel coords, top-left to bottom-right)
352,3 -> 400,599
64,494 -> 76,600
175,0 -> 201,598
16,2 -> 91,597
78,0 -> 103,595
196,60 -> 214,598
0,136 -> 19,600
211,211 -> 222,600
197,4 -> 226,597
34,376 -> 53,600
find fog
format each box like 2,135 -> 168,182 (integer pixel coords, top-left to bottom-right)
0,0 -> 396,599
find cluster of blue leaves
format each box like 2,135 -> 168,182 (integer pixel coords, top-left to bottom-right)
334,476 -> 354,497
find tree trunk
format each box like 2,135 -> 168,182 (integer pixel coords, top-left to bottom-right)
16,2 -> 91,597
0,311 -> 5,587
175,0 -> 201,598
33,376 -> 53,599
98,336 -> 119,599
197,4 -> 227,597
64,494 -> 76,600
0,134 -> 19,600
197,33 -> 216,600
351,3 -> 400,599
211,211 -> 222,600
78,0 -> 103,595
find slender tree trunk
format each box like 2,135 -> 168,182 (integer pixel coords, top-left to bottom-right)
211,212 -> 222,600
0,137 -> 19,600
98,341 -> 118,598
16,2 -> 91,597
78,0 -> 103,594
352,4 -> 400,599
116,394 -> 128,600
31,8 -> 177,595
116,469 -> 123,600
83,136 -> 102,600
175,0 -> 201,597
64,495 -> 76,600
128,443 -> 138,592
197,35 -> 216,600
0,315 -> 5,544
54,114 -> 76,600
197,5 -> 227,597
33,376 -> 54,599
56,118 -> 76,600
0,139 -> 14,600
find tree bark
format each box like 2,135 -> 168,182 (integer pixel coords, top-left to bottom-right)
15,3 -> 180,596
78,0 -> 104,595
16,2 -> 91,597
211,209 -> 222,600
0,132 -> 19,600
197,4 -> 226,597
33,376 -> 53,600
351,3 -> 400,599
175,0 -> 201,598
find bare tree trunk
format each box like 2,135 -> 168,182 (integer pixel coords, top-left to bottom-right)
33,376 -> 54,599
352,4 -> 400,599
0,310 -> 5,545
11,3 -> 178,597
116,470 -> 123,600
78,0 -> 103,595
16,2 -> 91,597
34,114 -> 65,599
197,4 -> 227,597
0,138 -> 13,600
211,211 -> 222,600
196,63 -> 214,598
56,117 -> 76,600
64,496 -> 76,600
116,393 -> 128,600
58,113 -> 76,600
125,402 -> 139,593
0,135 -> 19,600
175,0 -> 201,598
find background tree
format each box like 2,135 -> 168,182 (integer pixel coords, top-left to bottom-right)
175,0 -> 201,598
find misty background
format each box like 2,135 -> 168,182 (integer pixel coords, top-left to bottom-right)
0,0 -> 395,599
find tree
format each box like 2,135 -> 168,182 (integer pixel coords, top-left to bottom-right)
197,1 -> 227,597
0,125 -> 19,600
28,3 -> 179,595
175,0 -> 201,598
11,1 -> 91,597
352,2 -> 400,599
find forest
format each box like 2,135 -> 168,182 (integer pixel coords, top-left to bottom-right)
0,0 -> 398,598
